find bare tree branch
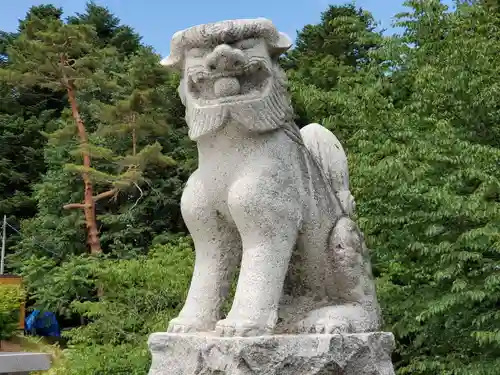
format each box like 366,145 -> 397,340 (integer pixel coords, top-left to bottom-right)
93,188 -> 118,202
63,203 -> 88,209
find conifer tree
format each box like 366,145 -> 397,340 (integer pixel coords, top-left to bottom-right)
92,47 -> 175,204
0,15 -> 115,253
283,4 -> 383,127
0,13 -> 177,259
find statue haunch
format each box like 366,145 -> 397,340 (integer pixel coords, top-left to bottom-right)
161,18 -> 381,337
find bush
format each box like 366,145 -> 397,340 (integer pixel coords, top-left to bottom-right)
58,235 -> 194,375
0,283 -> 25,341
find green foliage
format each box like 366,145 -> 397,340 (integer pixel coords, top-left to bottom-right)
0,15 -> 113,93
5,3 -> 190,264
20,255 -> 100,317
0,284 -> 25,341
67,1 -> 141,57
0,114 -> 46,219
2,1 -> 500,374
284,3 -> 382,88
58,236 -> 194,375
283,3 -> 384,127
0,6 -> 69,262
288,1 -> 500,373
0,2 -> 190,332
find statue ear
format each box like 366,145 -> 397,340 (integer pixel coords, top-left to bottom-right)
161,30 -> 184,71
269,32 -> 293,57
278,32 -> 293,51
160,55 -> 182,71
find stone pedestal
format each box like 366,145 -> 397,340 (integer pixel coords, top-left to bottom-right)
0,352 -> 51,374
148,332 -> 395,375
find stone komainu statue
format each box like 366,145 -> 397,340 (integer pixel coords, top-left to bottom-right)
161,18 -> 381,337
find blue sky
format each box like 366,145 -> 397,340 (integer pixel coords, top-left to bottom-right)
1,0 -> 454,58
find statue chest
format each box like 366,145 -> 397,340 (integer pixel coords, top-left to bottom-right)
192,126 -> 310,217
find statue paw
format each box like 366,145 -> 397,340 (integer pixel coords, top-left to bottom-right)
215,318 -> 272,337
296,304 -> 379,334
167,317 -> 215,334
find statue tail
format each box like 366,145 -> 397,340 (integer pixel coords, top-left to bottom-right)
300,123 -> 356,216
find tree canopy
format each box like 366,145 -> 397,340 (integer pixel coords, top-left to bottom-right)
0,1 -> 499,374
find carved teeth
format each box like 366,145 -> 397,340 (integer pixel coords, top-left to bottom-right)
187,68 -> 271,103
191,73 -> 203,84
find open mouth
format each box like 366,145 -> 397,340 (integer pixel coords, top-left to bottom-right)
187,63 -> 272,106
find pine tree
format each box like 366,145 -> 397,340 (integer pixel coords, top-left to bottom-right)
0,6 -> 68,265
283,4 -> 383,128
2,2 -> 190,265
0,15 -> 120,254
67,1 -> 141,56
93,46 -> 175,203
3,4 -> 189,317
283,3 -> 382,89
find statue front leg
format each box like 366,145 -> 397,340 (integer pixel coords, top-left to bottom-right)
168,171 -> 241,333
215,173 -> 301,337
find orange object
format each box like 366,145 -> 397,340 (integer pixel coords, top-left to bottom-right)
0,275 -> 25,329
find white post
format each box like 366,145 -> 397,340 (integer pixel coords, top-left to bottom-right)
0,214 -> 6,275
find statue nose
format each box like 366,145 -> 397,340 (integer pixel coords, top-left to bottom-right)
206,44 -> 245,72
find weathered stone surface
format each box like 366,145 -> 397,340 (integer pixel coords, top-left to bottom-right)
0,352 -> 51,374
149,15 -> 395,375
148,332 -> 395,375
159,16 -> 382,339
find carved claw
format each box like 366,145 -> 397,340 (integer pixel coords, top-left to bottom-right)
298,318 -> 351,335
215,319 -> 272,337
167,317 -> 215,334
167,322 -> 197,334
314,324 -> 326,334
324,321 -> 351,334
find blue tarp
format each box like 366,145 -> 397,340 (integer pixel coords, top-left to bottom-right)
25,310 -> 61,337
